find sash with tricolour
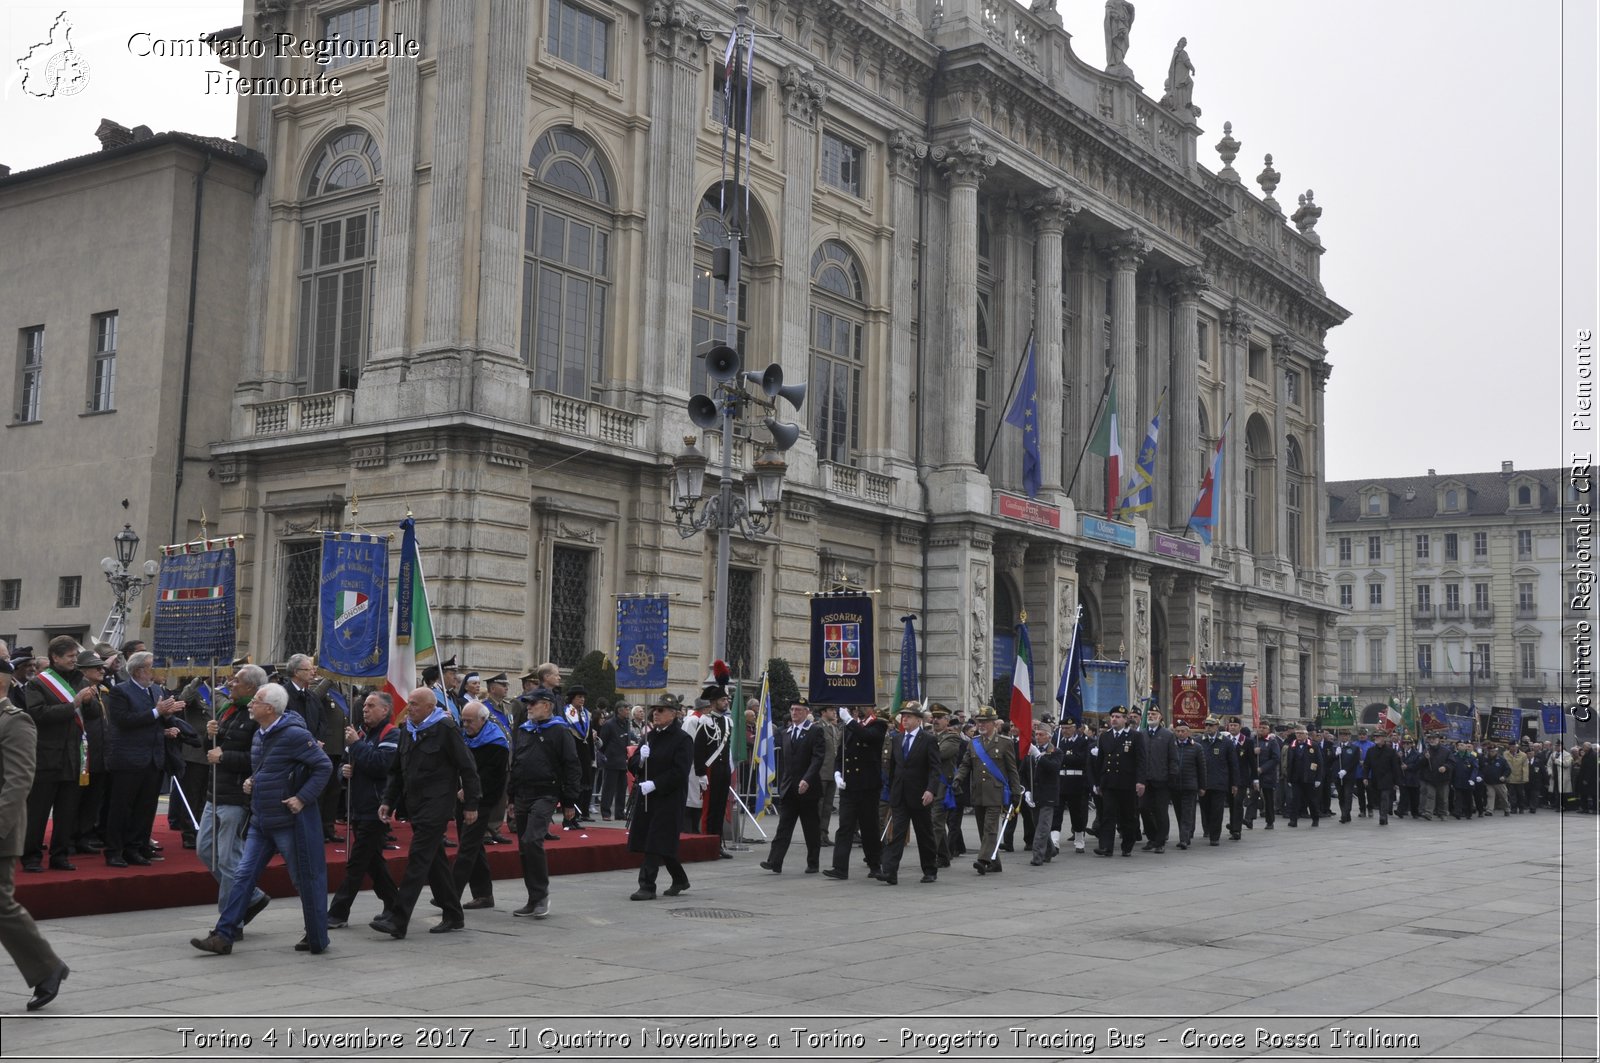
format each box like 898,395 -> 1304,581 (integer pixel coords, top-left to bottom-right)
968,738 -> 1013,806
38,669 -> 87,784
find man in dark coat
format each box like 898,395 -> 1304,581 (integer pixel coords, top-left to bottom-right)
199,664 -> 272,925
327,691 -> 402,928
1286,728 -> 1321,827
1195,717 -> 1234,845
823,706 -> 890,880
189,683 -> 332,956
1399,736 -> 1426,818
1170,721 -> 1207,848
374,688 -> 482,938
1224,717 -> 1256,840
760,698 -> 827,875
1025,724 -> 1064,865
453,701 -> 511,909
1333,729 -> 1365,824
1139,707 -> 1179,853
627,695 -> 693,899
71,651 -> 113,856
1092,706 -> 1146,857
1050,719 -> 1094,853
1364,730 -> 1402,825
505,687 -> 581,919
20,637 -> 89,872
1424,734 -> 1453,819
104,651 -> 186,867
596,704 -> 634,821
877,703 -> 945,885
1248,726 -> 1281,829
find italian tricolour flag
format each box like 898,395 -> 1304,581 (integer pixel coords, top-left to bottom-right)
1089,379 -> 1122,519
1008,622 -> 1034,756
383,518 -> 437,724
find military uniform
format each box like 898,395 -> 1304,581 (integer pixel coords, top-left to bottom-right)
0,680 -> 68,1006
930,713 -> 963,867
1050,723 -> 1094,851
824,712 -> 888,878
1196,725 -> 1234,844
958,711 -> 1022,872
1093,721 -> 1146,856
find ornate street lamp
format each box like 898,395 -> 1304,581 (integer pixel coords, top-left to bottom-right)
100,523 -> 159,650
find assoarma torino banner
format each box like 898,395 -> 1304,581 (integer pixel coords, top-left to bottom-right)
615,596 -> 669,690
809,594 -> 875,705
317,532 -> 390,678
1170,674 -> 1209,729
153,541 -> 238,665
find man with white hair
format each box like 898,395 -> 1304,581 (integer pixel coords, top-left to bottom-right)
190,682 -> 333,955
197,664 -> 273,927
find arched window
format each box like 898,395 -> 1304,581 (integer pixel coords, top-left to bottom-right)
297,128 -> 382,393
1517,484 -> 1532,506
522,127 -> 613,397
1244,414 -> 1274,556
809,240 -> 866,465
1285,436 -> 1305,569
692,187 -> 747,395
1445,488 -> 1459,511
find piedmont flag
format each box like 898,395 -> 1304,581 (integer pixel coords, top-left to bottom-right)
1187,413 -> 1232,544
383,518 -> 438,725
753,671 -> 778,815
1008,621 -> 1035,752
890,615 -> 920,715
1003,333 -> 1042,498
1118,389 -> 1166,518
1055,606 -> 1086,725
1088,378 -> 1122,518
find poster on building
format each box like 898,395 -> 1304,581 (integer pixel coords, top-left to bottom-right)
1488,706 -> 1521,742
1170,674 -> 1209,729
615,595 -> 669,690
808,593 -> 875,705
317,531 -> 389,678
1082,659 -> 1129,719
152,540 -> 238,666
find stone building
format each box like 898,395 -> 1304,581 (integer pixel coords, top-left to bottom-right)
0,122 -> 263,652
207,0 -> 1348,711
1327,463 -> 1591,736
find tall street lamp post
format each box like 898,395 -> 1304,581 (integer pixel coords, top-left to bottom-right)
99,523 -> 159,650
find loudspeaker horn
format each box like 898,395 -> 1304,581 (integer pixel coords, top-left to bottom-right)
775,381 -> 806,411
688,394 -> 721,429
703,343 -> 741,382
765,417 -> 801,451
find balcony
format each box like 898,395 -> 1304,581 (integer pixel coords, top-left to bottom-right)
531,391 -> 643,450
1439,604 -> 1465,621
1512,670 -> 1555,691
1417,669 -> 1496,690
1516,604 -> 1539,619
1469,604 -> 1494,626
245,389 -> 354,437
819,461 -> 894,507
1338,671 -> 1398,688
1412,604 -> 1435,627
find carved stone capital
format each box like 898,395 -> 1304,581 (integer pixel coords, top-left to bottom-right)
1081,556 -> 1108,587
932,137 -> 996,189
1272,334 -> 1295,367
886,129 -> 928,181
995,535 -> 1029,573
1170,265 -> 1211,303
1105,230 -> 1149,273
1222,306 -> 1254,344
1311,360 -> 1333,391
779,63 -> 827,125
1150,571 -> 1176,598
1025,186 -> 1080,233
644,2 -> 711,66
254,0 -> 292,33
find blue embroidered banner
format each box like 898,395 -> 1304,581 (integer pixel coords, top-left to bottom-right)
153,544 -> 237,665
318,532 -> 389,678
615,595 -> 669,689
1205,662 -> 1244,721
1540,703 -> 1567,735
809,593 -> 875,705
1488,706 -> 1521,742
1081,658 -> 1129,718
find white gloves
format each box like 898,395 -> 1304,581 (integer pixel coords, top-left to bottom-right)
1090,746 -> 1101,757
638,743 -> 650,760
1314,781 -> 1322,788
1024,791 -> 1035,808
1338,770 -> 1347,779
834,771 -> 845,790
695,774 -> 708,791
638,780 -> 656,795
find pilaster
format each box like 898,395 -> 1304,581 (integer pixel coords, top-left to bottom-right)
1169,266 -> 1208,527
885,131 -> 928,469
234,1 -> 289,404
1272,335 -> 1294,566
1221,307 -> 1253,559
419,0 -> 477,358
1028,188 -> 1077,499
1106,231 -> 1148,484
777,63 -> 826,483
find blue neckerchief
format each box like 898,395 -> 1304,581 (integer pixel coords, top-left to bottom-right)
520,716 -> 568,734
465,716 -> 510,750
968,735 -> 1013,806
406,706 -> 448,736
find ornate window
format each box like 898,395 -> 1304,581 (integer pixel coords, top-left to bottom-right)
1244,414 -> 1273,555
1520,642 -> 1537,679
548,546 -> 593,668
277,539 -> 320,660
1416,584 -> 1432,609
1444,532 -> 1459,561
1285,436 -> 1305,569
297,128 -> 381,393
809,240 -> 865,465
1337,583 -> 1352,609
319,2 -> 379,69
523,127 -> 612,398
1338,536 -> 1351,564
692,188 -> 748,397
1368,581 -> 1383,607
1417,645 -> 1433,678
726,568 -> 758,678
819,131 -> 864,197
1517,529 -> 1533,559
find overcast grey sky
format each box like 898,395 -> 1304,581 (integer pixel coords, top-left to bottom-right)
3,1 -> 1592,484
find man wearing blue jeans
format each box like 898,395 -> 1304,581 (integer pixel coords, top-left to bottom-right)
196,665 -> 271,928
190,683 -> 331,956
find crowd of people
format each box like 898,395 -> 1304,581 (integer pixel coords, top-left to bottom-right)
0,630 -> 1595,1007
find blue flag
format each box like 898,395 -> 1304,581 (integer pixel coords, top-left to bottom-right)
1003,333 -> 1041,498
892,615 -> 919,713
1054,607 -> 1086,725
754,672 -> 777,816
1541,703 -> 1567,735
1119,389 -> 1166,518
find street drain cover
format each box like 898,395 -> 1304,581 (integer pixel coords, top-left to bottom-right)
670,908 -> 754,920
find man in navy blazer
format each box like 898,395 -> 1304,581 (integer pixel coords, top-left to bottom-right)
104,652 -> 185,867
876,702 -> 946,885
760,698 -> 827,874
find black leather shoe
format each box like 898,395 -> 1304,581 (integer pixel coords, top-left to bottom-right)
244,896 -> 270,924
462,897 -> 494,910
190,934 -> 232,956
27,964 -> 67,1010
804,866 -> 819,874
428,919 -> 464,934
1093,849 -> 1112,857
663,882 -> 689,896
20,861 -> 42,873
881,874 -> 898,886
295,937 -> 330,953
718,850 -> 733,859
1030,856 -> 1045,866
368,917 -> 406,939
821,869 -> 846,880
973,860 -> 988,875
919,873 -> 937,883
48,857 -> 76,871
759,860 -> 780,873
629,889 -> 656,901
104,853 -> 129,868
124,852 -> 152,867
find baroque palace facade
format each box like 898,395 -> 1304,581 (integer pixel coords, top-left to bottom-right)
208,0 -> 1348,712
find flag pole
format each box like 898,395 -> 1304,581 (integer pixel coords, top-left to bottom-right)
1064,363 -> 1115,499
979,328 -> 1036,474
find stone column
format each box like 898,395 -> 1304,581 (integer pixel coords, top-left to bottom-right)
776,64 -> 826,482
368,0 -> 422,366
1027,188 -> 1078,498
1106,232 -> 1148,491
1168,266 -> 1208,526
420,0 -> 477,356
475,0 -> 530,364
235,1 -> 289,403
1272,335 -> 1294,564
933,137 -> 995,471
1069,235 -> 1102,514
1311,360 -> 1333,576
1221,307 -> 1252,555
885,131 -> 928,469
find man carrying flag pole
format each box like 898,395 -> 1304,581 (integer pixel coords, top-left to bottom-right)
383,518 -> 437,726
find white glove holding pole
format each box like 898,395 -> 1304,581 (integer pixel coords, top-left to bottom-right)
1024,791 -> 1035,808
1338,770 -> 1347,779
638,780 -> 656,795
638,743 -> 650,760
834,771 -> 845,790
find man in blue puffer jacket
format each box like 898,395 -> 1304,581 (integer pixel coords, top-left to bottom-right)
189,683 -> 332,956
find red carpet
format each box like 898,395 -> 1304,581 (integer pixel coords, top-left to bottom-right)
14,819 -> 721,921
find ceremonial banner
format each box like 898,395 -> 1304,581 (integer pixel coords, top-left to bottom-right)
809,594 -> 875,705
615,595 -> 669,689
1420,703 -> 1451,732
1488,706 -> 1521,742
317,532 -> 389,678
1170,673 -> 1209,729
1082,659 -> 1129,718
1445,711 -> 1475,742
1205,662 -> 1244,723
1317,695 -> 1356,728
383,518 -> 437,724
1008,622 -> 1035,742
890,615 -> 919,715
153,542 -> 237,665
1540,702 -> 1567,735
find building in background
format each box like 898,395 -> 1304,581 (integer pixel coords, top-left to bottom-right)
0,121 -> 263,652
1327,463 -> 1589,738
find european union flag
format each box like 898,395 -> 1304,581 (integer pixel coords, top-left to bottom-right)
1004,333 -> 1041,498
